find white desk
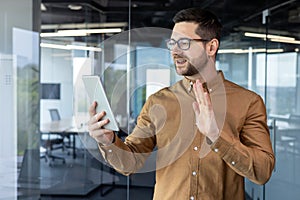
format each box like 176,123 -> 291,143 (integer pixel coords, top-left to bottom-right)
40,118 -> 88,159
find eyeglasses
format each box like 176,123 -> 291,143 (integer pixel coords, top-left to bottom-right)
166,38 -> 210,51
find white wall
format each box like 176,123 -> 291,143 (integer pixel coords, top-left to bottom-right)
40,48 -> 73,123
0,54 -> 17,199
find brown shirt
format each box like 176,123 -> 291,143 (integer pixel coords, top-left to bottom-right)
99,71 -> 275,200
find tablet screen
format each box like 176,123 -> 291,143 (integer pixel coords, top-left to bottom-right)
82,75 -> 119,131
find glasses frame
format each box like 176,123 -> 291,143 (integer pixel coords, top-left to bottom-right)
166,37 -> 210,51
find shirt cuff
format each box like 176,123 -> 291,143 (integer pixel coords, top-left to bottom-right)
210,130 -> 235,158
98,135 -> 124,161
211,130 -> 249,172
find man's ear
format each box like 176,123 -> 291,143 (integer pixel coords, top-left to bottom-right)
206,38 -> 219,57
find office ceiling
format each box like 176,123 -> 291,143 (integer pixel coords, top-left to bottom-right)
41,0 -> 300,50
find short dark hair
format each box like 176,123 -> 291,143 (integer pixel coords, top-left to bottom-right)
173,8 -> 222,43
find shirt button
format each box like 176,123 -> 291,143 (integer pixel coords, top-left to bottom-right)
192,171 -> 197,176
190,196 -> 195,200
231,161 -> 236,166
193,146 -> 198,151
108,149 -> 112,153
214,148 -> 219,153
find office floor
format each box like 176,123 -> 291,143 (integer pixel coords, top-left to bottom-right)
39,186 -> 154,200
18,148 -> 154,200
17,147 -> 254,200
18,186 -> 154,200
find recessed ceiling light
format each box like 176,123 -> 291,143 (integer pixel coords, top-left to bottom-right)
40,28 -> 122,37
68,4 -> 82,11
41,3 -> 47,11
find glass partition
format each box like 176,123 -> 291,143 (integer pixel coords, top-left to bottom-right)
7,0 -> 299,199
220,1 -> 300,199
39,3 -> 109,197
217,11 -> 269,200
0,1 -> 41,199
264,1 -> 300,199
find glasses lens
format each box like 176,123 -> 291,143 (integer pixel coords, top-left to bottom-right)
166,39 -> 176,50
178,38 -> 190,50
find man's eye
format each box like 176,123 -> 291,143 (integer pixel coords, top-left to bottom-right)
180,41 -> 189,46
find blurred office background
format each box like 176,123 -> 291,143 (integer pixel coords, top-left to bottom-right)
0,0 -> 300,199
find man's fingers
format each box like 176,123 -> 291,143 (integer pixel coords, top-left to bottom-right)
89,111 -> 106,125
89,118 -> 110,131
194,80 -> 212,107
192,101 -> 200,115
89,101 -> 97,117
194,80 -> 205,105
88,101 -> 115,145
204,92 -> 212,109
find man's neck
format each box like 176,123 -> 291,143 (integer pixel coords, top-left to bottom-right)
185,68 -> 218,83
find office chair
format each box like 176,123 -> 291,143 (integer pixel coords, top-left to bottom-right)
40,131 -> 66,166
49,108 -> 61,121
49,108 -> 72,153
40,109 -> 66,166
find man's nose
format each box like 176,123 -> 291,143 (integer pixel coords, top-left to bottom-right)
171,44 -> 182,55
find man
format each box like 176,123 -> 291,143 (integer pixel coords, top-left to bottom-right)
88,8 -> 275,200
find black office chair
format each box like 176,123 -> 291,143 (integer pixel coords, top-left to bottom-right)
49,108 -> 72,153
40,109 -> 66,166
40,133 -> 66,166
49,108 -> 61,121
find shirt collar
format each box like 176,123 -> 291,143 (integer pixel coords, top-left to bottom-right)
183,70 -> 225,94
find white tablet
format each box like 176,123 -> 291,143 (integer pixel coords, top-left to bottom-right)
82,75 -> 119,131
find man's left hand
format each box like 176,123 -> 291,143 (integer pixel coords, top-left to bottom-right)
192,79 -> 220,143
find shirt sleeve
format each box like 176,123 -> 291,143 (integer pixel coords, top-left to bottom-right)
98,97 -> 157,176
210,94 -> 275,185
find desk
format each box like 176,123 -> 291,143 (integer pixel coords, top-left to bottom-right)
39,118 -> 117,197
40,118 -> 88,159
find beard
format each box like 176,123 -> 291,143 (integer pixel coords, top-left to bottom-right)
174,59 -> 199,76
183,62 -> 199,76
173,52 -> 210,77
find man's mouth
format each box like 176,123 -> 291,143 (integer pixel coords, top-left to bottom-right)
175,58 -> 188,65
